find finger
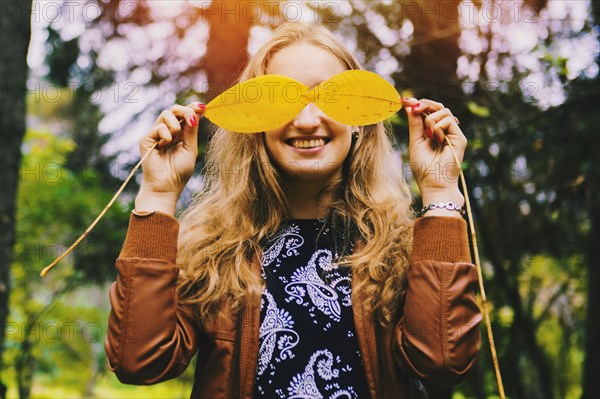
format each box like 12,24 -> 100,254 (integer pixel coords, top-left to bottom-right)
401,97 -> 420,108
432,115 -> 463,146
423,108 -> 453,140
191,101 -> 206,117
412,98 -> 445,116
424,108 -> 453,127
159,110 -> 182,135
155,123 -> 173,149
171,104 -> 197,127
403,98 -> 446,145
179,102 -> 203,152
140,123 -> 172,157
402,97 -> 426,143
400,97 -> 445,111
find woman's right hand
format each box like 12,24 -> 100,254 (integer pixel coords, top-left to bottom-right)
136,102 -> 205,212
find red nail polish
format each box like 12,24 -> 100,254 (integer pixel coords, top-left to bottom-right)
413,102 -> 420,110
190,116 -> 198,127
424,128 -> 432,139
198,103 -> 206,110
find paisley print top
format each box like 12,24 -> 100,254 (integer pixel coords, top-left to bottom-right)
253,218 -> 370,399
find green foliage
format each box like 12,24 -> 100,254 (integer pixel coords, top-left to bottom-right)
2,129 -> 140,397
6,0 -> 596,397
45,27 -> 80,87
467,101 -> 491,118
385,112 -> 405,126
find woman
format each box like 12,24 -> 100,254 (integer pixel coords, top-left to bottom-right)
104,22 -> 481,399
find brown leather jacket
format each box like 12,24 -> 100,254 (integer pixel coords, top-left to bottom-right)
104,212 -> 481,399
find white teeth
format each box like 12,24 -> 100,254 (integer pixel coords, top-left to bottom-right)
290,138 -> 325,149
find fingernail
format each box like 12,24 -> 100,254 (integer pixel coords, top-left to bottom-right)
190,116 -> 198,127
424,128 -> 432,139
198,103 -> 206,110
413,102 -> 420,109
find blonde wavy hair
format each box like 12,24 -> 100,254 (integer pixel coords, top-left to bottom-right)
176,21 -> 415,326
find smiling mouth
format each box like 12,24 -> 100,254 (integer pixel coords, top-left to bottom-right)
285,138 -> 331,149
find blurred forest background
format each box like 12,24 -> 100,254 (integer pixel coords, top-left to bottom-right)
0,0 -> 598,398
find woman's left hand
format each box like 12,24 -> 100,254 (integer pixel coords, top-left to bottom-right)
402,97 -> 467,207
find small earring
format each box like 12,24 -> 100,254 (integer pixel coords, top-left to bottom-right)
352,131 -> 359,140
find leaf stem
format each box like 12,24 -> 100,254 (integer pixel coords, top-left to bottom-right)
39,140 -> 160,278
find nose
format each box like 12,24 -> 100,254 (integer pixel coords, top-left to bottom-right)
292,103 -> 323,132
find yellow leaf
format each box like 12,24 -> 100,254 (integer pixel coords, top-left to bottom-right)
313,70 -> 402,126
203,70 -> 403,133
204,74 -> 308,133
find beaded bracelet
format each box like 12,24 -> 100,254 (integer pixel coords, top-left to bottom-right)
418,201 -> 466,217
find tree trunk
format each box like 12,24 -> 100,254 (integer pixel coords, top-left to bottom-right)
16,333 -> 33,399
0,0 -> 33,396
582,143 -> 599,397
402,0 -> 462,113
204,0 -> 253,102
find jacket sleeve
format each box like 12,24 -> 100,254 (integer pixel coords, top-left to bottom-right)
104,211 -> 199,385
394,216 -> 482,386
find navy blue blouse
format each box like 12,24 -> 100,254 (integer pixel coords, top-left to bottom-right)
253,218 -> 370,398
